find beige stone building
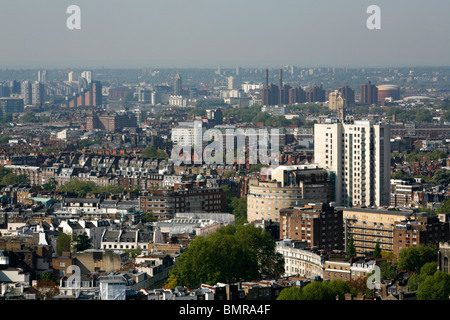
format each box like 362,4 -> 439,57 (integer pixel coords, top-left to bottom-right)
247,165 -> 334,223
343,207 -> 415,254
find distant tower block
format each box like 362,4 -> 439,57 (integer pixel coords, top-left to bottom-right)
174,73 -> 182,96
265,69 -> 269,87
279,69 -> 283,88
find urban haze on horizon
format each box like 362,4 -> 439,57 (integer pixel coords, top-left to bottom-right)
1,0 -> 450,69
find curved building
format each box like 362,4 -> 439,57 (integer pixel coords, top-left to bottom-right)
377,85 -> 401,102
276,240 -> 324,278
247,165 -> 334,223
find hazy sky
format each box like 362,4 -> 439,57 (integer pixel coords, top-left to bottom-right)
1,0 -> 450,69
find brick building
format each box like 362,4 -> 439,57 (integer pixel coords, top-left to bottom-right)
393,213 -> 450,255
279,203 -> 344,250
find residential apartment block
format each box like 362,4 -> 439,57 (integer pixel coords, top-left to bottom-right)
247,165 -> 334,222
279,203 -> 344,250
314,120 -> 391,207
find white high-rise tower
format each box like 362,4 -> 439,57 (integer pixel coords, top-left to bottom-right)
314,120 -> 391,208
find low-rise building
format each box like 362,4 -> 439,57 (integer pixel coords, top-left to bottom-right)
275,239 -> 324,279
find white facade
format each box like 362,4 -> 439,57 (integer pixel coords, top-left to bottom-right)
171,121 -> 206,147
81,71 -> 92,84
100,280 -> 126,300
314,121 -> 391,207
276,240 -> 323,278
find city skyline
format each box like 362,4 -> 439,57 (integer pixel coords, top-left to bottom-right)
1,1 -> 450,69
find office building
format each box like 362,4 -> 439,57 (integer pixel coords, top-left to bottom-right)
81,71 -> 93,84
338,85 -> 355,107
174,73 -> 182,96
21,81 -> 32,105
31,81 -> 44,106
205,108 -> 223,125
171,121 -> 207,148
314,120 -> 391,207
360,81 -> 378,105
306,85 -> 326,103
227,76 -> 235,90
38,70 -> 47,83
0,98 -> 24,116
288,86 -> 306,105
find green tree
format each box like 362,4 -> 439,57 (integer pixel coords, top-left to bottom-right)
409,261 -> 439,292
1,173 -> 29,186
441,110 -> 450,123
426,150 -> 448,161
347,234 -> 356,259
21,111 -> 39,123
125,248 -> 143,260
141,146 -> 169,159
420,261 -> 438,277
222,186 -> 247,225
276,286 -> 303,300
437,200 -> 450,214
397,245 -> 438,272
57,179 -> 96,197
373,241 -> 382,259
414,109 -> 433,123
277,280 -> 351,300
252,112 -> 271,123
0,113 -> 13,124
416,271 -> 450,300
227,197 -> 247,225
42,177 -> 58,192
40,271 -> 56,283
165,274 -> 179,289
93,184 -> 124,194
170,224 -> 284,287
73,232 -> 92,252
378,261 -> 397,281
56,232 -> 72,256
432,169 -> 450,186
391,171 -> 408,179
142,211 -> 157,223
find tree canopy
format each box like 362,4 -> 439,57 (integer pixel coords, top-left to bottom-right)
347,234 -> 356,259
56,232 -> 72,256
170,224 -> 284,287
277,280 -> 351,300
57,179 -> 124,197
397,245 -> 438,273
141,146 -> 169,159
73,232 -> 92,252
432,169 -> 450,187
416,271 -> 450,300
